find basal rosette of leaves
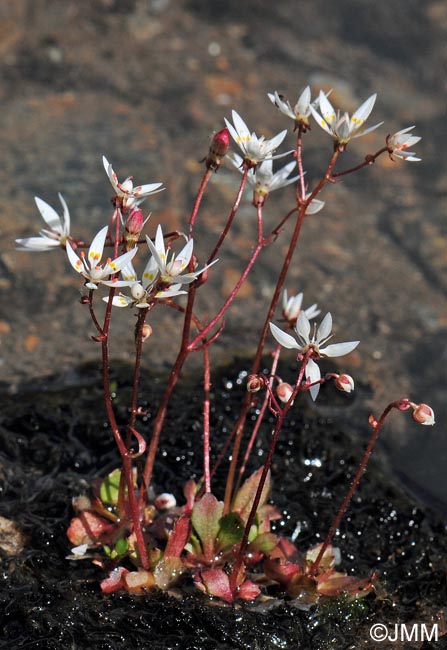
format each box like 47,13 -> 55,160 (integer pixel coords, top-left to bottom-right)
67,467 -> 375,603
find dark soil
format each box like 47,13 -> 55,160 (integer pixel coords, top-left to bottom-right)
0,361 -> 445,649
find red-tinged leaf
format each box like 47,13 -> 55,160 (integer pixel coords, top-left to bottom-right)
164,515 -> 191,558
154,557 -> 184,589
124,569 -> 155,594
67,511 -> 115,546
317,571 -> 375,598
100,566 -> 128,593
232,468 -> 271,522
305,543 -> 340,573
238,579 -> 261,601
264,556 -> 302,587
183,480 -> 197,515
269,536 -> 301,562
127,426 -> 147,459
194,568 -> 234,603
191,493 -> 223,562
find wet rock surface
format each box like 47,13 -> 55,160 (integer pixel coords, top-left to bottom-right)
0,0 -> 445,509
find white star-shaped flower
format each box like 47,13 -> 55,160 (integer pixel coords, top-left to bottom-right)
224,110 -> 288,168
103,156 -> 164,210
309,92 -> 383,147
16,194 -> 71,251
106,258 -> 186,307
66,226 -> 138,290
268,86 -> 332,130
229,154 -> 298,198
387,126 -> 421,162
282,290 -> 320,322
270,312 -> 359,400
145,225 -> 217,294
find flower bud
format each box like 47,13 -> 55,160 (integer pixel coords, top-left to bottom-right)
368,414 -> 378,428
141,323 -> 153,342
276,382 -> 294,404
411,403 -> 435,426
154,493 -> 177,510
131,283 -> 146,301
124,208 -> 145,249
125,208 -> 144,236
335,374 -> 355,394
204,128 -> 230,171
247,374 -> 263,393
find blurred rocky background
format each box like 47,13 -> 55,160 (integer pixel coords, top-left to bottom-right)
0,0 -> 445,509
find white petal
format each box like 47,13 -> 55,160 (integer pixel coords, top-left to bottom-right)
58,193 -> 70,235
146,227 -> 165,271
66,241 -> 84,273
266,129 -> 288,152
318,93 -> 337,126
175,238 -> 194,269
295,86 -> 311,114
34,197 -> 62,231
320,340 -> 359,357
317,313 -> 332,342
16,237 -> 59,251
269,322 -> 299,349
295,311 -> 311,343
351,94 -> 377,128
231,110 -> 251,141
141,256 -> 159,288
120,261 -> 138,282
133,182 -> 164,197
306,358 -> 321,401
103,294 -> 134,307
104,246 -> 138,275
305,198 -> 325,215
101,279 -> 140,287
224,118 -> 243,150
309,104 -> 334,136
87,226 -> 108,268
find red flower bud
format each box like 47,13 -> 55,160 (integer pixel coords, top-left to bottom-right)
411,403 -> 435,426
247,374 -> 263,392
125,208 -> 144,236
334,374 -> 355,394
204,128 -> 230,171
276,382 -> 294,404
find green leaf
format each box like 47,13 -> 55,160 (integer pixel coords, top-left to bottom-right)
217,512 -> 244,549
100,469 -> 122,505
115,538 -> 129,556
191,493 -> 224,561
232,468 -> 271,522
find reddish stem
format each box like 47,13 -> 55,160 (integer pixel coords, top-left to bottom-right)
203,344 -> 212,493
223,149 -> 340,513
229,352 -> 310,593
309,398 -> 411,576
206,168 -> 249,265
235,344 -> 282,491
331,147 -> 388,178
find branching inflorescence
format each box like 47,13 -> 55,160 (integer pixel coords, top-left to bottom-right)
16,85 -> 431,604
